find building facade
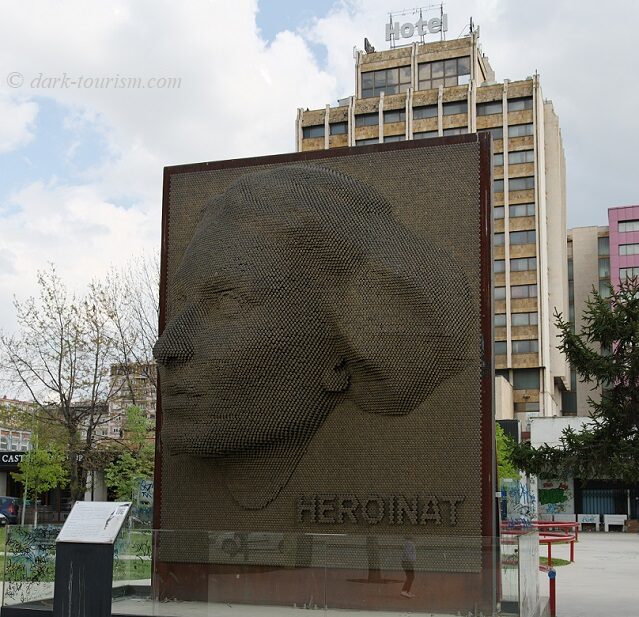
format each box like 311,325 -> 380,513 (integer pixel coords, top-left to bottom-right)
296,31 -> 568,425
567,205 -> 639,416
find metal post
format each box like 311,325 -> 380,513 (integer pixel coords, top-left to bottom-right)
548,568 -> 556,617
570,538 -> 575,562
547,542 -> 552,568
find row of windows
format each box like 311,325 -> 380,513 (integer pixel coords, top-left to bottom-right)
417,56 -> 470,91
493,149 -> 535,166
361,66 -> 411,98
355,129 -> 468,144
304,120 -> 533,140
495,339 -> 539,355
494,311 -> 539,327
619,243 -> 639,256
620,267 -> 639,279
477,97 -> 533,116
494,203 -> 535,219
495,284 -> 538,300
494,257 -> 537,273
479,123 -> 534,140
494,176 -> 535,192
618,219 -> 639,232
495,229 -> 536,246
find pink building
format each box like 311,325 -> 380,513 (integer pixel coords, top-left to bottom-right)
608,205 -> 639,287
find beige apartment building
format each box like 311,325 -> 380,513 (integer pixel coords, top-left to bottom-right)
296,30 -> 569,425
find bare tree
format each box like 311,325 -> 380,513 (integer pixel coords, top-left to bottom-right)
0,265 -> 116,501
93,252 -> 159,403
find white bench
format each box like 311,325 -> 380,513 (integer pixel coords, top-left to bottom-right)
603,514 -> 627,532
578,514 -> 600,531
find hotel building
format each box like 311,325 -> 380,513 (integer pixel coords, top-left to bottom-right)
296,29 -> 569,424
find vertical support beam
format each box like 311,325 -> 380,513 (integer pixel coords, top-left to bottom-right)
406,88 -> 413,139
378,91 -> 385,143
295,108 -> 303,152
502,81 -> 512,370
324,104 -> 330,150
437,85 -> 443,136
347,96 -> 355,147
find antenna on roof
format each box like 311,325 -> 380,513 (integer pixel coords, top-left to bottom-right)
469,17 -> 474,33
364,37 -> 376,53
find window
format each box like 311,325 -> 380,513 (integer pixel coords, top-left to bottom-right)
599,281 -> 611,298
479,126 -> 503,140
355,112 -> 378,127
620,243 -> 639,255
413,130 -> 438,139
495,259 -> 505,272
512,339 -> 539,354
507,97 -> 533,112
510,229 -> 536,245
443,127 -> 468,136
514,401 -> 540,413
620,267 -> 639,279
598,258 -> 610,278
494,233 -> 505,246
477,100 -> 502,116
508,123 -> 534,138
302,125 -> 324,139
384,109 -> 406,124
493,153 -> 504,166
330,122 -> 347,135
567,258 -> 573,281
511,257 -> 537,271
509,150 -> 534,164
495,286 -> 506,300
355,138 -> 379,146
413,104 -> 438,119
417,56 -> 470,90
510,203 -> 535,217
511,284 -> 537,299
494,206 -> 505,219
361,65 -> 411,98
443,100 -> 468,116
598,236 -> 609,256
494,179 -> 504,193
384,134 -> 405,142
513,368 -> 540,389
512,311 -> 538,326
509,176 -> 535,191
495,313 -> 507,327
495,341 -> 508,355
619,219 -> 639,232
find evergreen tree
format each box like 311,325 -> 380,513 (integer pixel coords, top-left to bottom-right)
511,278 -> 639,483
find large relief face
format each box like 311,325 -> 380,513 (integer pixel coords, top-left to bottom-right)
155,165 -> 474,509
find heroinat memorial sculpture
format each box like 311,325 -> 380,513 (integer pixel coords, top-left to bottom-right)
154,164 -> 474,510
154,140 -> 493,614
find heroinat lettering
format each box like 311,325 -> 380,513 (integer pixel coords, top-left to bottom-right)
297,494 -> 464,526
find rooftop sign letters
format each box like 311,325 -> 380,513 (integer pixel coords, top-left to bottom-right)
386,13 -> 448,43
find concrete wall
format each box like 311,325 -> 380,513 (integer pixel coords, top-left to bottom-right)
568,226 -> 607,416
495,375 -> 514,420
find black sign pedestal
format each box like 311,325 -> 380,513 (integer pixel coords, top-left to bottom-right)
53,542 -> 114,617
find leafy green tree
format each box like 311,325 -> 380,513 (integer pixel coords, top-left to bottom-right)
105,406 -> 154,500
496,423 -> 519,483
512,278 -> 639,483
12,444 -> 68,526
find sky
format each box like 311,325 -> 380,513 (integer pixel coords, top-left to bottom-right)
0,0 -> 637,333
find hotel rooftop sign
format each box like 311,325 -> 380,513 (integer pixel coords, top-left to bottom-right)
385,12 -> 448,43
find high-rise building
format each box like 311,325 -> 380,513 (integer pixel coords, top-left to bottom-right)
296,28 -> 568,425
567,205 -> 639,416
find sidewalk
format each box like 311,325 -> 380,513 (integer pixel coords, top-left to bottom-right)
541,531 -> 639,617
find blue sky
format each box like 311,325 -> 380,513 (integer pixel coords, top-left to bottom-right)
0,0 -> 638,336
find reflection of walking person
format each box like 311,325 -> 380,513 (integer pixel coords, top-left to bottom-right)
401,537 -> 416,598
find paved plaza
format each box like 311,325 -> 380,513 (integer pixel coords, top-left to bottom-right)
542,531 -> 639,617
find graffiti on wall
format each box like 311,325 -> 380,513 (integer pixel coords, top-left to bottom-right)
537,479 -> 574,515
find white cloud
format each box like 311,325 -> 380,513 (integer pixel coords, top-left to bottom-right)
0,94 -> 38,154
0,0 -> 638,334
